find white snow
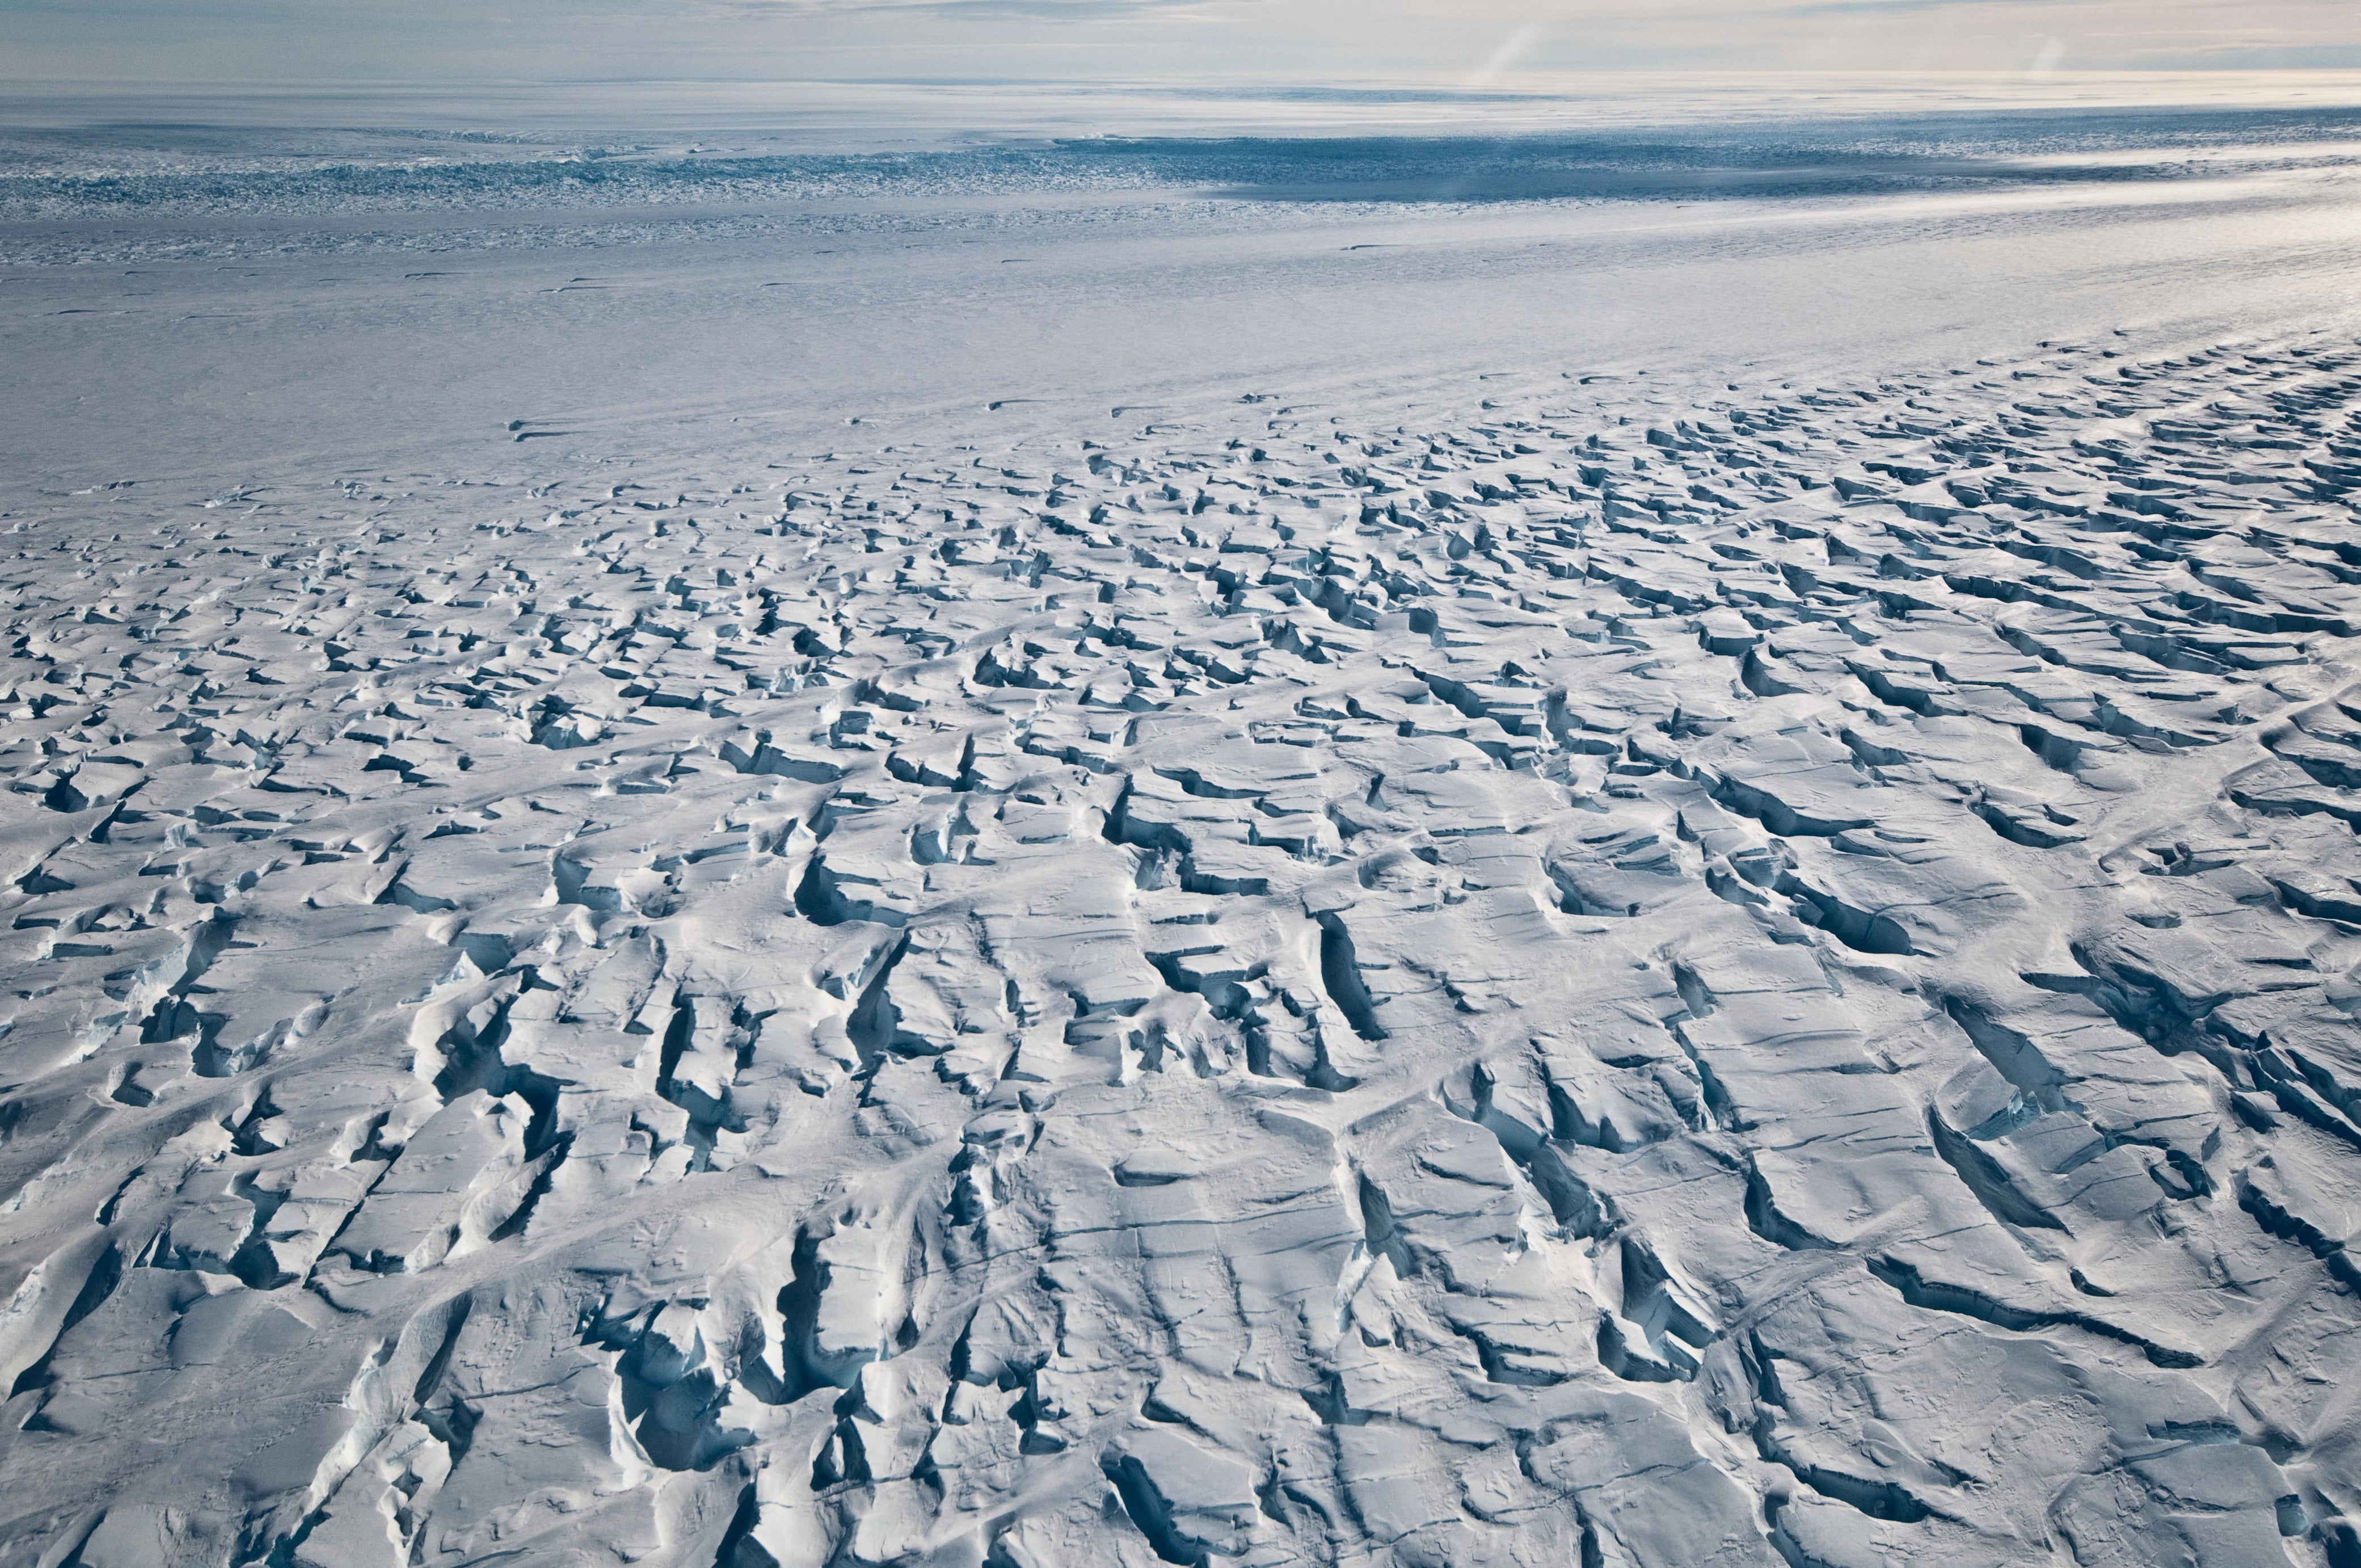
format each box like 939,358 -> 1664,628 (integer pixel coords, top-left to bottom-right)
3,82 -> 2361,1568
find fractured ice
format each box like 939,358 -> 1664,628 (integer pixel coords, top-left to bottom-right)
5,331 -> 2361,1566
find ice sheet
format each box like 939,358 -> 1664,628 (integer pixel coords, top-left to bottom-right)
3,84 -> 2361,1568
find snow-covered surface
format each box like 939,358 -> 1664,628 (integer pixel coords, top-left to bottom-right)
6,86 -> 2361,1567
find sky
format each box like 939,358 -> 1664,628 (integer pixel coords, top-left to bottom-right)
2,0 -> 2355,86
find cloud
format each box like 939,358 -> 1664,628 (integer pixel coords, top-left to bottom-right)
3,0 -> 2359,85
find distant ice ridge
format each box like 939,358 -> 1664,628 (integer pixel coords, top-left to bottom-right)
5,103 -> 2360,226
3,332 -> 2361,1566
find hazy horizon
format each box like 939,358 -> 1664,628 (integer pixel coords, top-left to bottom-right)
4,0 -> 2359,91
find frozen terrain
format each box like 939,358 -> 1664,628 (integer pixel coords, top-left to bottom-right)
6,83 -> 2361,1568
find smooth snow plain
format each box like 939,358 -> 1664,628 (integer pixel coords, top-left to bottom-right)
6,81 -> 2361,1568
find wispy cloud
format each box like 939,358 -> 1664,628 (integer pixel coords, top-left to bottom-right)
1466,22 -> 1548,86
6,0 -> 2360,85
